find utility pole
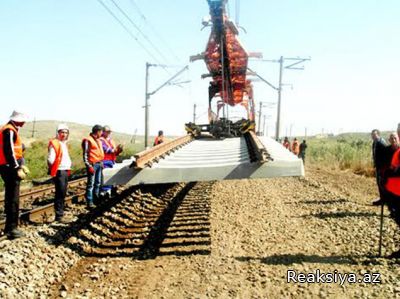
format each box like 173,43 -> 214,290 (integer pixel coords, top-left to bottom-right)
257,102 -> 263,135
290,123 -> 294,137
144,63 -> 151,148
131,128 -> 138,144
249,56 -> 310,141
262,115 -> 266,136
31,117 -> 37,138
305,127 -> 307,138
193,104 -> 197,123
144,62 -> 189,149
276,56 -> 283,142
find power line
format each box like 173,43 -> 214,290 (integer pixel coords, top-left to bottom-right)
128,0 -> 180,62
96,0 -> 162,64
108,0 -> 170,63
235,0 -> 240,26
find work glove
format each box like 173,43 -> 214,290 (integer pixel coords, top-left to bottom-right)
87,166 -> 95,175
67,170 -> 71,177
16,167 -> 27,180
21,165 -> 30,175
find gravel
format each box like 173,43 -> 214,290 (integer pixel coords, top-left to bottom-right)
0,223 -> 81,298
1,166 -> 400,298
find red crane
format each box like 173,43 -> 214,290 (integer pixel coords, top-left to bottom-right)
189,0 -> 258,137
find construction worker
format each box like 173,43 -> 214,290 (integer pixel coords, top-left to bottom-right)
298,140 -> 307,164
100,125 -> 123,198
371,129 -> 387,206
82,125 -> 104,208
0,111 -> 30,239
291,137 -> 300,155
383,132 -> 400,258
282,136 -> 290,150
154,130 -> 164,146
48,124 -> 72,223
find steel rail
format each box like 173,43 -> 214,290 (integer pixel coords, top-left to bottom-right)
0,191 -> 86,231
132,135 -> 194,169
246,131 -> 271,163
0,177 -> 86,205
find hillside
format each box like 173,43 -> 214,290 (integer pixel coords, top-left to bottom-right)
20,120 -> 143,147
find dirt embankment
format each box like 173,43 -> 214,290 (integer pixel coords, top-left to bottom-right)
54,166 -> 400,298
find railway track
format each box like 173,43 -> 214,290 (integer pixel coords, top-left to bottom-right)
104,133 -> 304,187
0,177 -> 87,231
67,181 -> 213,258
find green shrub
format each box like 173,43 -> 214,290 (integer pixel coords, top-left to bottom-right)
308,138 -> 374,176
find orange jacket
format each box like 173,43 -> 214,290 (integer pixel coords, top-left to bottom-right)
154,136 -> 164,146
0,123 -> 23,166
292,140 -> 300,155
283,141 -> 290,150
48,139 -> 62,177
83,135 -> 104,164
385,148 -> 400,196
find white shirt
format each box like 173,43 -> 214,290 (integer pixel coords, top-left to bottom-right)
47,140 -> 72,170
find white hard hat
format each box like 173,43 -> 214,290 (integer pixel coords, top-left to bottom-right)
9,111 -> 28,123
57,123 -> 69,132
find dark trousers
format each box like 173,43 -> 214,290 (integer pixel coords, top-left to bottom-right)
385,191 -> 400,227
53,170 -> 69,219
298,153 -> 305,165
376,170 -> 385,199
0,166 -> 20,232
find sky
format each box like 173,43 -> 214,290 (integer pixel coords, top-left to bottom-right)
0,0 -> 399,138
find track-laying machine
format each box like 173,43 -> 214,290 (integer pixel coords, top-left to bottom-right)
104,0 -> 304,187
187,0 -> 258,138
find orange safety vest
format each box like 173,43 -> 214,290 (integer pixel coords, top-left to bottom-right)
292,141 -> 299,155
83,135 -> 104,164
154,136 -> 164,146
100,137 -> 117,161
283,141 -> 290,150
0,123 -> 23,166
385,148 -> 400,196
48,139 -> 63,177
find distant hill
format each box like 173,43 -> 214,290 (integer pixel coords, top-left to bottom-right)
20,120 -> 144,146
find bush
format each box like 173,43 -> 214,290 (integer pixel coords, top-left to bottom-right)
308,138 -> 374,176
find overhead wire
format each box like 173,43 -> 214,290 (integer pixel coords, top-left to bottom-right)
96,0 -> 162,64
108,0 -> 171,63
128,0 -> 181,63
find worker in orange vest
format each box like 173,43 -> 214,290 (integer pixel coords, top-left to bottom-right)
47,124 -> 72,223
0,111 -> 30,239
100,125 -> 123,198
153,130 -> 164,146
383,132 -> 400,258
282,136 -> 290,151
82,125 -> 104,208
291,138 -> 300,155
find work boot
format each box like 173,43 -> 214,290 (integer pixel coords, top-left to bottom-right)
6,228 -> 26,240
372,198 -> 385,206
87,202 -> 95,209
389,250 -> 400,259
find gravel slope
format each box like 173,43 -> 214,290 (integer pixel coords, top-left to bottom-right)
1,166 -> 400,298
56,167 -> 400,298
